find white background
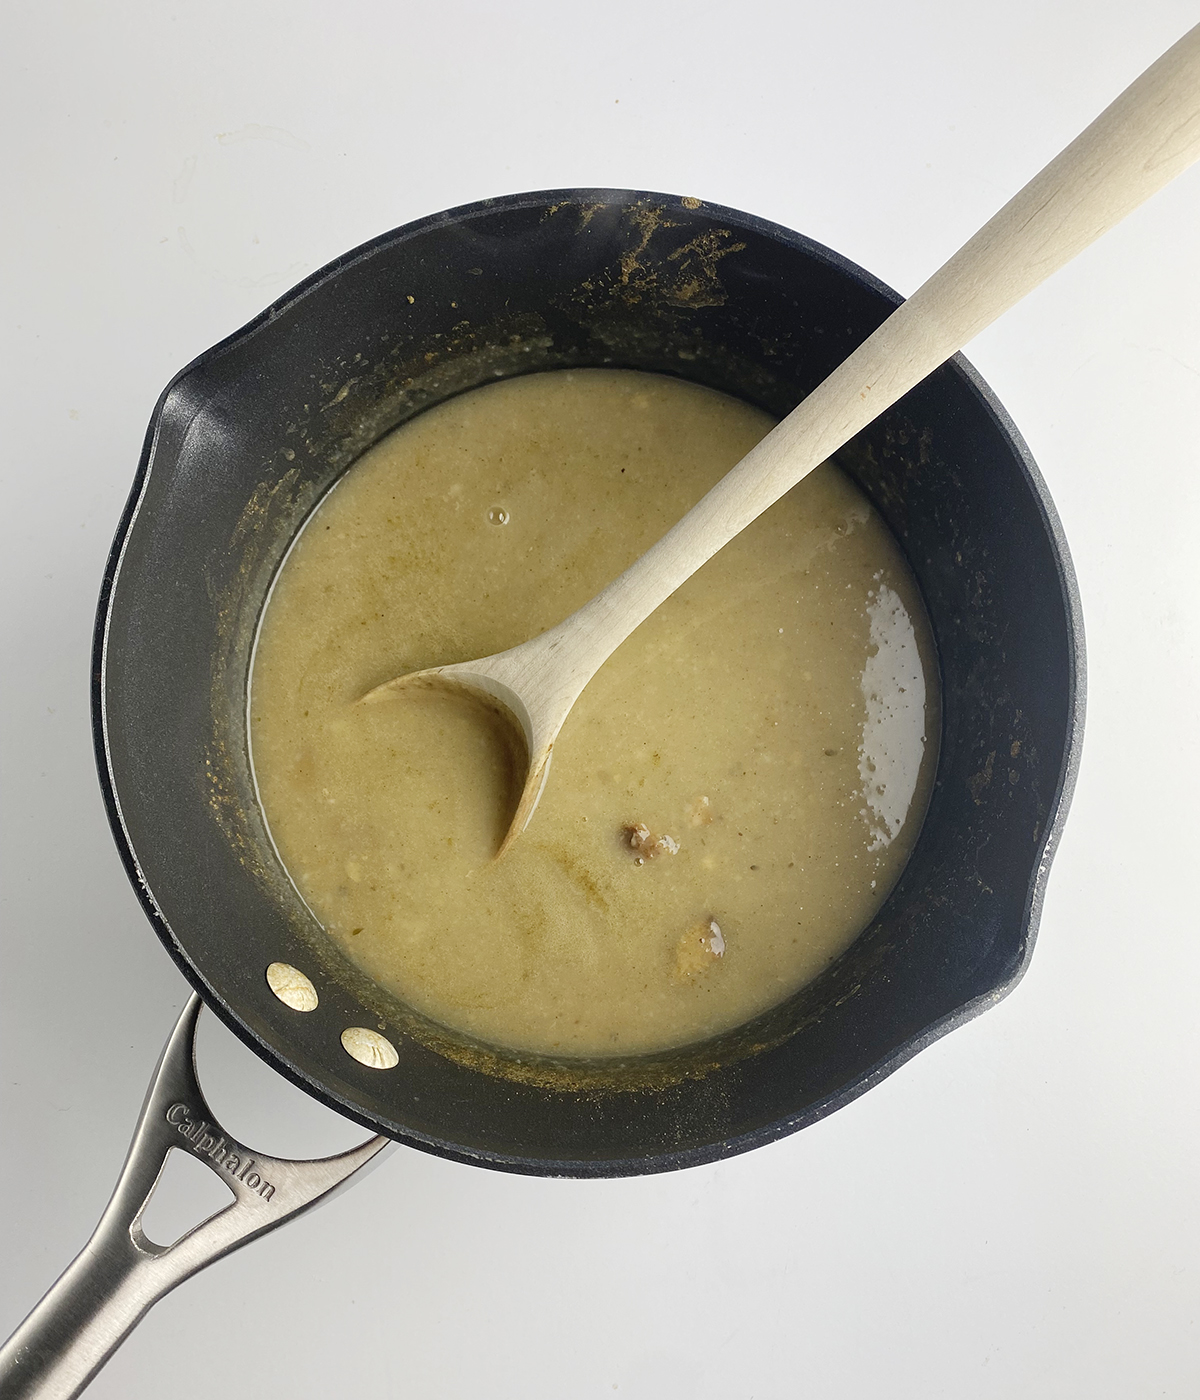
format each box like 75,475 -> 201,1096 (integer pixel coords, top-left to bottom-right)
3,2 -> 1199,1396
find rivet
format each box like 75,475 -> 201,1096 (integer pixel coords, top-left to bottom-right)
341,1026 -> 398,1069
266,962 -> 318,1012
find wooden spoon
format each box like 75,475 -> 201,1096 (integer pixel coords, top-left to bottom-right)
365,24 -> 1200,856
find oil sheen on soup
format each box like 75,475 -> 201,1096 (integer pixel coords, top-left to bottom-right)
250,369 -> 939,1057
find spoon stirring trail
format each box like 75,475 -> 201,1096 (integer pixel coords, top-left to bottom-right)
365,23 -> 1200,855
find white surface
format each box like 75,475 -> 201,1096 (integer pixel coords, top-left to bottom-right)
2,2 -> 1198,1395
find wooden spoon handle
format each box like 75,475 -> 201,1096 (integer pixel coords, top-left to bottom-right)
531,21 -> 1200,707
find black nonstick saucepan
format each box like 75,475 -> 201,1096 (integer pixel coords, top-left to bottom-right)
0,190 -> 1083,1397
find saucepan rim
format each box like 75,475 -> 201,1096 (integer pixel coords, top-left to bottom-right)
91,188 -> 1085,1175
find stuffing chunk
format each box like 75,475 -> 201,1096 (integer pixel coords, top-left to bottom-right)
675,918 -> 726,977
624,822 -> 680,865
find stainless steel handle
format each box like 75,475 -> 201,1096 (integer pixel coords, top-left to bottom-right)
0,995 -> 393,1399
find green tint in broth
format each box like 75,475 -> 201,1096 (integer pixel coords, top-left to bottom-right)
250,370 -> 939,1056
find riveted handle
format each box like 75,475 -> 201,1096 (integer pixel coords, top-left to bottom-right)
0,996 -> 393,1400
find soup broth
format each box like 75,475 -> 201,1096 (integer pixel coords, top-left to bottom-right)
250,369 -> 939,1057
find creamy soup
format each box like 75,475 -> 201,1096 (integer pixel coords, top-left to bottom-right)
250,369 -> 939,1057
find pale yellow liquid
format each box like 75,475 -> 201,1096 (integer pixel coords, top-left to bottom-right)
250,370 -> 938,1057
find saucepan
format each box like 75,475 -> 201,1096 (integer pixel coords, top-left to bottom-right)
0,190 -> 1083,1396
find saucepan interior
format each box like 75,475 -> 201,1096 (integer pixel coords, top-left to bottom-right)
95,189 -> 1083,1176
